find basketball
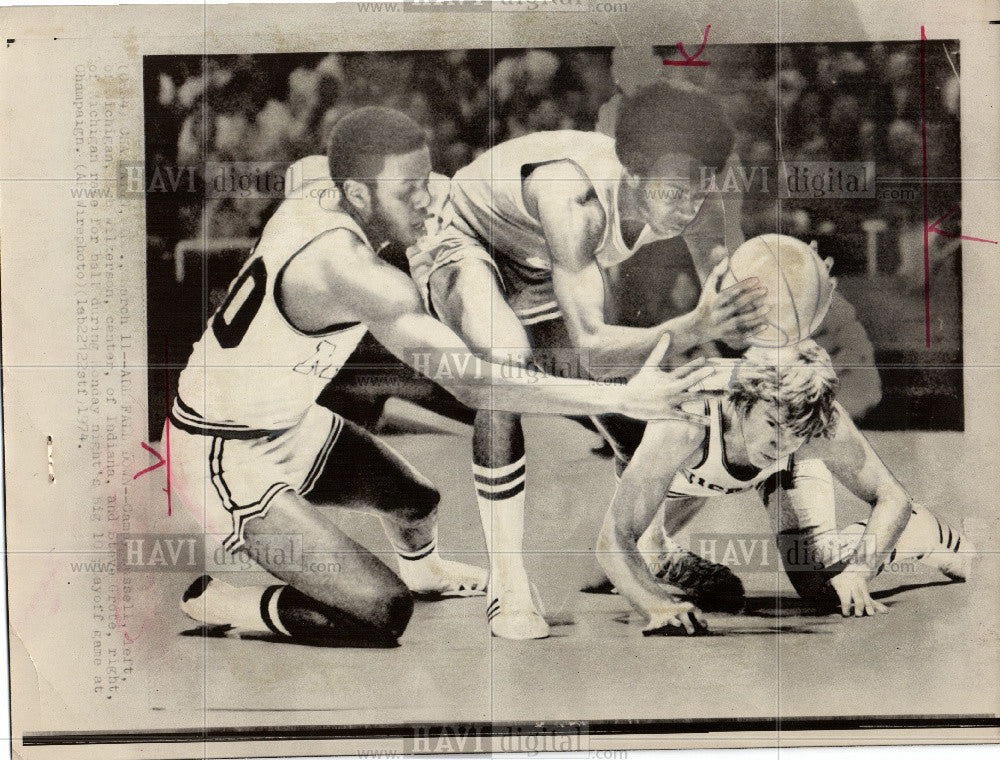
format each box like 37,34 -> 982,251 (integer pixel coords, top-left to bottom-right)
720,234 -> 834,348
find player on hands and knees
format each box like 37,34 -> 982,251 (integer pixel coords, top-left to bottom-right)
408,82 -> 769,639
597,341 -> 972,635
582,232 -> 839,608
172,106 -> 720,643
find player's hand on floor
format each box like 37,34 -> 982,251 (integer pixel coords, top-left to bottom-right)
642,602 -> 709,636
829,569 -> 888,617
693,259 -> 770,346
623,343 -> 716,425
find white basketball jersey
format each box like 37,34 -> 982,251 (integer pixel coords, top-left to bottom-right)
448,131 -> 657,272
173,181 -> 368,434
665,397 -> 790,500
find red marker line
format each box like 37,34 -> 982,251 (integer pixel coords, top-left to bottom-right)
132,339 -> 173,515
163,336 -> 172,516
163,419 -> 172,516
920,25 -> 930,348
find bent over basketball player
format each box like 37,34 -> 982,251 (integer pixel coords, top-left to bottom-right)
170,106 -> 719,643
597,342 -> 973,635
408,82 -> 770,638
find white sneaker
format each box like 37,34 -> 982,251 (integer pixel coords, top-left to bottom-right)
487,582 -> 549,640
938,526 -> 976,582
179,575 -> 232,627
397,555 -> 488,598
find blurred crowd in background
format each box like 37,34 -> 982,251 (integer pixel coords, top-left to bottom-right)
144,42 -> 964,433
145,43 -> 960,280
144,49 -> 616,243
675,42 -> 961,287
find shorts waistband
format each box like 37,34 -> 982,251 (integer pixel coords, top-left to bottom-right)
168,396 -> 285,440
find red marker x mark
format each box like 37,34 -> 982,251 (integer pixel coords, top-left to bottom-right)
664,25 -> 711,67
917,27 -> 998,346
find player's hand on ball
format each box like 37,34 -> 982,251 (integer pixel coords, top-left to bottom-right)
693,259 -> 770,346
623,340 -> 717,424
642,601 -> 709,636
829,569 -> 888,617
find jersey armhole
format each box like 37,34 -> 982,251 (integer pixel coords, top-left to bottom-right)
688,399 -> 712,470
274,227 -> 363,337
520,158 -> 595,221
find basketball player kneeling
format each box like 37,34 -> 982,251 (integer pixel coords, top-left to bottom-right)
596,341 -> 974,635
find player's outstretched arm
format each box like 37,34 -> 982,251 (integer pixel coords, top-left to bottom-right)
803,403 -> 912,616
319,229 -> 718,420
596,419 -> 708,635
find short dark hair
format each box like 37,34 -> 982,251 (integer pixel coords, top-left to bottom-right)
615,82 -> 733,176
326,106 -> 427,186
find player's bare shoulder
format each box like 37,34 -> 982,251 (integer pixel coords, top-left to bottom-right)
522,160 -> 606,262
644,399 -> 710,455
281,225 -> 365,292
282,226 -> 418,330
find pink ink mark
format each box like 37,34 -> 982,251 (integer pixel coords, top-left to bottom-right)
928,204 -> 998,245
920,25 -> 930,347
132,441 -> 165,480
132,338 -> 173,514
164,338 -> 172,515
132,440 -> 171,516
164,422 -> 172,515
116,341 -> 180,644
664,25 -> 711,67
921,28 -> 997,347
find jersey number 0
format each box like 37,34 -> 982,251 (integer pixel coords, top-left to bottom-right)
212,257 -> 267,349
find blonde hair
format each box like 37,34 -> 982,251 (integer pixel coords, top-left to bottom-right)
729,340 -> 840,439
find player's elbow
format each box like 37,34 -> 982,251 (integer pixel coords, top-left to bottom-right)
874,482 -> 910,514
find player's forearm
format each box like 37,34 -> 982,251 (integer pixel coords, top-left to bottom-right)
596,465 -> 689,618
452,362 -> 633,416
579,304 -> 722,377
597,505 -> 678,619
577,323 -> 678,380
847,487 -> 912,578
656,311 -> 707,355
378,313 -> 648,417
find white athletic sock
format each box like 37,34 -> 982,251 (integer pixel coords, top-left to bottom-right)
845,502 -> 965,570
393,527 -> 442,586
473,457 -> 530,604
186,578 -> 291,636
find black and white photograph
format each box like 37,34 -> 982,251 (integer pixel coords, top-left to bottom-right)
2,1 -> 999,758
